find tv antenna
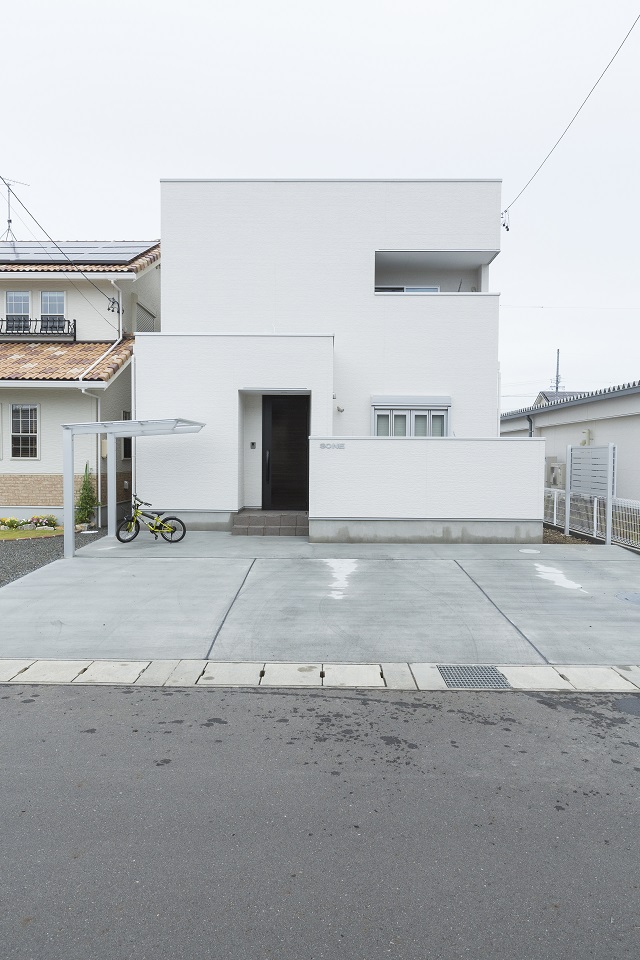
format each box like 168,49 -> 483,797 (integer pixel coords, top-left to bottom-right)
1,177 -> 29,241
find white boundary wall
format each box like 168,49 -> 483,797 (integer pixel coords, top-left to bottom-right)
309,437 -> 544,542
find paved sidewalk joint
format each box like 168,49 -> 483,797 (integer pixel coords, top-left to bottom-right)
1,659 -> 640,692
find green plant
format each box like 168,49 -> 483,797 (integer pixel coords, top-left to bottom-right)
75,465 -> 98,524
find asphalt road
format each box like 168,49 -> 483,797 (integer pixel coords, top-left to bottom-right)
2,685 -> 639,960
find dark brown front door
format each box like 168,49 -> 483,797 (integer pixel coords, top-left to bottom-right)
262,395 -> 310,510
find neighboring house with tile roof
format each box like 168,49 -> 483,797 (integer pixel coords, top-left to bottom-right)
133,180 -> 544,542
0,241 -> 160,521
501,380 -> 640,499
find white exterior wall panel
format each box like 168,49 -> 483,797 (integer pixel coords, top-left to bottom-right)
160,180 -> 500,438
134,333 -> 333,512
309,438 -> 544,521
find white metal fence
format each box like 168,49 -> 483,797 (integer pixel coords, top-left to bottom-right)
544,488 -> 640,548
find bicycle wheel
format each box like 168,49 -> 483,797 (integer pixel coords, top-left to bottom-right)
160,516 -> 186,543
116,519 -> 140,543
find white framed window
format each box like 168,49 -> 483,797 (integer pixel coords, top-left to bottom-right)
372,396 -> 450,437
6,291 -> 30,334
11,404 -> 39,458
41,291 -> 65,333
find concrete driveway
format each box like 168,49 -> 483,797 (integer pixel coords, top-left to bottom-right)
1,532 -> 640,665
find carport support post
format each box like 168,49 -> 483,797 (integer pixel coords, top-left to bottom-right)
63,428 -> 75,559
107,433 -> 117,538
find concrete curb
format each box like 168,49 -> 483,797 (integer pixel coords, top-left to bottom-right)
2,659 -> 640,692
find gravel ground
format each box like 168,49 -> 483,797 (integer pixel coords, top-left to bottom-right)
543,525 -> 592,544
0,530 -> 106,588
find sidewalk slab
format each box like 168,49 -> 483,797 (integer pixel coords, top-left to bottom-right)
12,660 -> 91,683
498,665 -> 575,690
135,660 -> 182,686
612,665 -> 640,689
381,662 -> 418,689
164,660 -> 207,686
322,663 -> 385,688
75,661 -> 149,685
554,666 -> 639,692
198,662 -> 264,686
0,659 -> 35,682
261,663 -> 322,687
410,664 -> 449,690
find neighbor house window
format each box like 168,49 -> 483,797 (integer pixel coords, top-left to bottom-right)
372,397 -> 450,437
41,291 -> 65,333
11,404 -> 38,458
6,292 -> 30,334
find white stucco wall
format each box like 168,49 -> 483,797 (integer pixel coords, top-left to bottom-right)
159,180 -> 501,438
501,393 -> 640,500
309,437 -> 544,521
0,387 -> 97,474
134,333 -> 334,513
1,277 -> 122,341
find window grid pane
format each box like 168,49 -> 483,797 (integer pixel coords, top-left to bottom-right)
376,412 -> 390,437
7,292 -> 29,315
393,413 -> 408,437
431,414 -> 446,437
41,291 -> 64,315
11,405 -> 38,458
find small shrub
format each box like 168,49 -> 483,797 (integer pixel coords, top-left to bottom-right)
75,464 -> 98,524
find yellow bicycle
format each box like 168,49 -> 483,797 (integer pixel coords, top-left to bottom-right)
116,494 -> 186,544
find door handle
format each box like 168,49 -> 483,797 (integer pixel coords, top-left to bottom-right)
266,449 -> 271,483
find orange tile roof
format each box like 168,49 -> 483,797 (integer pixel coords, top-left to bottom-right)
0,339 -> 134,382
0,244 -> 160,274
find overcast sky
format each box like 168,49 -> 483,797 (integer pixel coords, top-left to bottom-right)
3,0 -> 639,410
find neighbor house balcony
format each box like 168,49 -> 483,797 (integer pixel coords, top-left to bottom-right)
0,316 -> 76,340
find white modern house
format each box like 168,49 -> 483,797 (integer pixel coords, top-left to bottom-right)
0,241 -> 160,521
134,179 -> 543,542
501,380 -> 640,500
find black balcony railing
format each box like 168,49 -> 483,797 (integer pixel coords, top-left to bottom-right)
0,316 -> 76,339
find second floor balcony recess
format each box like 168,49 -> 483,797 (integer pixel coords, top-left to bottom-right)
0,316 -> 76,339
374,250 -> 498,294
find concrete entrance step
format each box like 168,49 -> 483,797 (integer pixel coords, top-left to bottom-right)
232,510 -> 309,537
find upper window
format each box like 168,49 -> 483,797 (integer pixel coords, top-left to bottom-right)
372,396 -> 450,437
11,404 -> 38,458
41,292 -> 65,333
374,408 -> 448,437
6,292 -> 30,334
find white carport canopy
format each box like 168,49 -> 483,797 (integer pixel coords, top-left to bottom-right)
61,418 -> 205,558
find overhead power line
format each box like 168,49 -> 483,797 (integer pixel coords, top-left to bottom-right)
501,12 -> 640,226
0,174 -> 120,334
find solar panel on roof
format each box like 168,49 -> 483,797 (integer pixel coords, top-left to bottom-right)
0,241 -> 158,265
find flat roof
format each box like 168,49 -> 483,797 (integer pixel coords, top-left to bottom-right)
161,178 -> 502,184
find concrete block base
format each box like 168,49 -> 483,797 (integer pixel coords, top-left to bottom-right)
309,519 -> 543,544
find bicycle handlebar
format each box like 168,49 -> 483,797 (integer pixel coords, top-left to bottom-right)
133,494 -> 152,506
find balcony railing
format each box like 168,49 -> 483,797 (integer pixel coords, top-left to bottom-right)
0,316 -> 76,339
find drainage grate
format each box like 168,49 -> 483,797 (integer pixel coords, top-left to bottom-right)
437,665 -> 511,689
